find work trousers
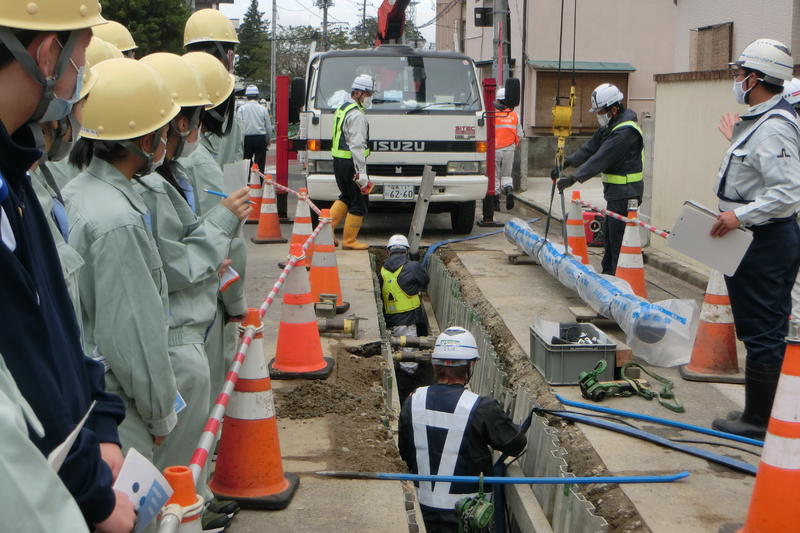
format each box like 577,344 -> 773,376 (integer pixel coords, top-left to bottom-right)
243,134 -> 268,174
602,196 -> 641,275
725,219 -> 800,365
333,157 -> 368,216
495,145 -> 515,194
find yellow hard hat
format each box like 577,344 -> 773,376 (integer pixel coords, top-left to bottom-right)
86,36 -> 123,67
140,53 -> 212,109
92,20 -> 137,53
79,64 -> 97,99
80,58 -> 180,141
0,0 -> 105,31
182,52 -> 234,108
184,9 -> 239,46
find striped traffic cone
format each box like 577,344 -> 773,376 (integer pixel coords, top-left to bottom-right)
269,244 -> 335,379
730,331 -> 800,532
245,165 -> 262,225
287,188 -> 314,267
310,209 -> 350,313
680,270 -> 743,383
161,466 -> 204,532
251,175 -> 287,244
209,309 -> 299,509
614,199 -> 647,298
566,190 -> 589,264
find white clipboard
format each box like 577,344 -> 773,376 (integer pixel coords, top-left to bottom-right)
222,159 -> 250,194
667,200 -> 753,276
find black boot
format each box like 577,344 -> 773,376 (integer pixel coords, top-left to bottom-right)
504,186 -> 514,210
493,194 -> 500,211
712,360 -> 782,439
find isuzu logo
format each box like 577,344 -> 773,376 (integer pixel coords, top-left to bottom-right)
373,141 -> 426,152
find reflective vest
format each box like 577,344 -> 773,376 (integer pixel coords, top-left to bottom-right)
411,386 -> 480,511
331,102 -> 371,159
495,109 -> 519,149
381,265 -> 420,314
602,120 -> 644,185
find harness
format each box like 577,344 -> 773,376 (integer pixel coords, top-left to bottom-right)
579,360 -> 684,413
331,102 -> 371,159
602,120 -> 645,185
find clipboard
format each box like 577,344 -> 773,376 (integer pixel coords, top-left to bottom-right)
667,200 -> 753,276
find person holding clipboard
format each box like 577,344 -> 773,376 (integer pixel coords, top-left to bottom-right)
710,39 -> 800,438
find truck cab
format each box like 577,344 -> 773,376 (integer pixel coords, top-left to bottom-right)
299,45 -> 488,233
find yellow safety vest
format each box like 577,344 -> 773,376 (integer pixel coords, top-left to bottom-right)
602,120 -> 645,185
331,102 -> 371,159
381,265 -> 421,315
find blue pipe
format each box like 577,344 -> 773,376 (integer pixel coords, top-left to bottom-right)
556,394 -> 764,447
357,471 -> 690,484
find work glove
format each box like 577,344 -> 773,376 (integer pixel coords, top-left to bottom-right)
550,167 -> 561,181
355,172 -> 374,194
557,176 -> 576,192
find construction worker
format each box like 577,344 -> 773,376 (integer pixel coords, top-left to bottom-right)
0,3 -> 133,532
64,58 -> 181,466
238,84 -> 273,173
184,8 -> 244,169
710,39 -> 800,439
330,74 -> 374,250
555,83 -> 644,275
398,327 -> 527,532
380,234 -> 430,400
92,20 -> 137,58
494,87 -> 523,210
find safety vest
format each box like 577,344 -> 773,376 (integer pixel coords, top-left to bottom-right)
411,387 -> 480,511
331,102 -> 371,159
381,265 -> 421,314
602,120 -> 644,185
495,109 -> 519,149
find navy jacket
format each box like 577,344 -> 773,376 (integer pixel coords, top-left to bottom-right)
0,123 -> 125,525
380,252 -> 430,328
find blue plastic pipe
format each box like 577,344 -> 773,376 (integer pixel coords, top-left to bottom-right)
556,394 -> 764,447
317,470 -> 690,484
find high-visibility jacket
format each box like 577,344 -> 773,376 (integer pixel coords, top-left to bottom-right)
331,102 -> 371,159
495,109 -> 520,149
381,265 -> 421,314
602,120 -> 644,185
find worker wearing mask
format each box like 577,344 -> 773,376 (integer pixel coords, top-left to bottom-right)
238,84 -> 273,173
0,3 -> 132,531
380,234 -> 430,400
709,39 -> 800,439
64,58 -> 180,465
398,327 -> 527,533
180,51 -> 249,424
554,83 -> 644,275
494,88 -> 523,211
330,74 -> 374,250
92,20 -> 137,59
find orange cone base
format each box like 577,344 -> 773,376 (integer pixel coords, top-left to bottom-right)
212,472 -> 299,511
679,364 -> 744,384
268,357 -> 335,380
252,235 -> 288,244
336,301 -> 351,314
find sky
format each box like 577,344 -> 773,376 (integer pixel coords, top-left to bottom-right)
218,0 -> 438,44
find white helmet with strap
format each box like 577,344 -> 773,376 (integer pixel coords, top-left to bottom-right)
731,39 -> 793,85
589,83 -> 624,113
387,234 -> 410,250
352,74 -> 374,92
784,77 -> 800,105
431,327 -> 480,366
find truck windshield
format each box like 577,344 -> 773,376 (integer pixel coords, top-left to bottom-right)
314,55 -> 482,113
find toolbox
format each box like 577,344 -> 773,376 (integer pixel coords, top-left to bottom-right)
530,320 -> 616,385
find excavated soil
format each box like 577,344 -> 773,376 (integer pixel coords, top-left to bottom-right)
440,250 -> 649,533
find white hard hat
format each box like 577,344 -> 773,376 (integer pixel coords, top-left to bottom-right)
352,74 -> 374,92
387,234 -> 410,250
245,84 -> 259,96
496,88 -> 506,101
731,39 -> 793,85
432,327 -> 480,365
589,83 -> 624,112
783,78 -> 800,105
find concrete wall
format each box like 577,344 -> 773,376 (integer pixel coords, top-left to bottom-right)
649,75 -> 747,270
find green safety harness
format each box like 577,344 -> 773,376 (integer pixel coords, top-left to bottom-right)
579,360 -> 684,413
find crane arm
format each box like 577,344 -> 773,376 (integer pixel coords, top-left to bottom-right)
375,0 -> 412,45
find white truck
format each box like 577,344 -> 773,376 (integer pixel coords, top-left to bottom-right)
296,45 -> 489,233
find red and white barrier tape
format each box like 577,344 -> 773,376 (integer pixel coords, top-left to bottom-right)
252,168 -> 322,215
574,199 -> 670,239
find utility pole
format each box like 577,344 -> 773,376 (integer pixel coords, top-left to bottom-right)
271,0 -> 277,117
315,0 -> 333,51
492,0 -> 509,85
361,0 -> 367,44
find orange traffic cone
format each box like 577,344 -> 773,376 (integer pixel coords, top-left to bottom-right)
269,244 -> 335,379
209,309 -> 299,509
566,190 -> 589,264
310,209 -> 350,314
162,466 -> 204,532
251,175 -> 287,244
288,188 -> 314,267
680,270 -> 743,383
614,199 -> 647,298
733,332 -> 800,532
245,165 -> 262,225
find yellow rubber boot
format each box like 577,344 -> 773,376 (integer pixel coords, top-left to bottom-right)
330,200 -> 348,246
342,214 -> 370,250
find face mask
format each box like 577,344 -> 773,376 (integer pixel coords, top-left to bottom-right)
596,112 -> 610,127
40,41 -> 85,123
361,96 -> 373,109
48,114 -> 81,162
152,137 -> 167,170
733,75 -> 752,105
178,136 -> 199,159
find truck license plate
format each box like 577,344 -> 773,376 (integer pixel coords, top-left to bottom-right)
383,184 -> 415,201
